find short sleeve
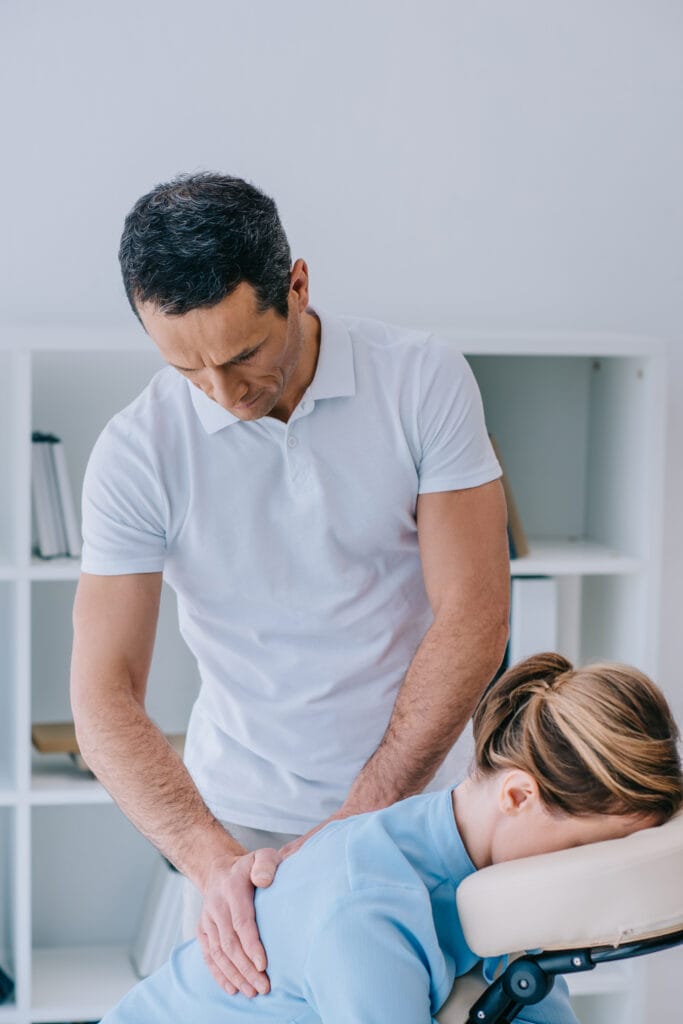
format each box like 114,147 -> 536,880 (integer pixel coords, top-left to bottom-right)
417,339 -> 501,494
80,416 -> 167,575
304,890 -> 444,1024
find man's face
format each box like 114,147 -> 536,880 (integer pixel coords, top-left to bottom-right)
137,277 -> 311,422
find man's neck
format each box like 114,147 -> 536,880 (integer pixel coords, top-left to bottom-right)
270,308 -> 321,423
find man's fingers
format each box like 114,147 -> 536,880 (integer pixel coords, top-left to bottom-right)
250,846 -> 281,888
228,886 -> 269,979
202,914 -> 263,998
279,836 -> 304,859
196,845 -> 282,997
197,922 -> 238,995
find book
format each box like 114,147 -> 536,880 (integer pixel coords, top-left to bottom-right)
31,437 -> 65,558
130,855 -> 185,978
31,432 -> 81,558
52,437 -> 83,556
31,722 -> 185,773
489,435 -> 529,559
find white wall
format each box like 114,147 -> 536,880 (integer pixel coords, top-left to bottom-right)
2,0 -> 682,1014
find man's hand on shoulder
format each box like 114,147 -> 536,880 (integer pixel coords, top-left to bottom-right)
197,847 -> 282,997
278,808 -> 355,859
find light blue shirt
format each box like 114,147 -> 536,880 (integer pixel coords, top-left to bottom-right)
103,790 -> 577,1024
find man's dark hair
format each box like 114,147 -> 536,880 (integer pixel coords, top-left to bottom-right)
118,172 -> 292,321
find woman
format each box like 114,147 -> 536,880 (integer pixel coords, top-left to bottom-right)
103,653 -> 682,1024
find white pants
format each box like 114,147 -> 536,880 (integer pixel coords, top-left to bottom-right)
182,821 -> 301,940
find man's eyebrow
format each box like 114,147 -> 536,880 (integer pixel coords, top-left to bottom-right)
172,340 -> 265,372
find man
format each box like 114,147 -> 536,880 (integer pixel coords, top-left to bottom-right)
70,172 -> 510,1001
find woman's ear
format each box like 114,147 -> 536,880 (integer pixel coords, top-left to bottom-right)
498,769 -> 541,815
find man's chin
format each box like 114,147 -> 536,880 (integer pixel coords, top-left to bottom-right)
232,394 -> 277,420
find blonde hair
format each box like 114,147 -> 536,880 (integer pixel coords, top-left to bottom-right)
472,653 -> 682,821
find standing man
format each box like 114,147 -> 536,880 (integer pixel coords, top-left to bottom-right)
71,172 -> 509,1000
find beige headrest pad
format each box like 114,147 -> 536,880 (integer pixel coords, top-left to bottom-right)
456,810 -> 683,958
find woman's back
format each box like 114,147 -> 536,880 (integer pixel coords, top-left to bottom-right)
102,789 -> 576,1023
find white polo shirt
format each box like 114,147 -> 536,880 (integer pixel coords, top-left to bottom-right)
81,309 -> 501,832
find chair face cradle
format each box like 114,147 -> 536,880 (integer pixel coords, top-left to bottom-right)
446,811 -> 683,1024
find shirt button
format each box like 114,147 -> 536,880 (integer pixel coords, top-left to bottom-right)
287,435 -> 298,448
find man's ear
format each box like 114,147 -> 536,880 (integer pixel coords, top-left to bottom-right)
498,769 -> 541,815
289,258 -> 310,312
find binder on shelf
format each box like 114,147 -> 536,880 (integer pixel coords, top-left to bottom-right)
31,722 -> 185,774
31,438 -> 63,558
508,576 -> 558,665
52,436 -> 83,556
489,435 -> 529,559
31,431 -> 82,559
130,855 -> 185,978
31,721 -> 92,773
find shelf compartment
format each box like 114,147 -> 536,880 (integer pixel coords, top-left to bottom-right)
469,355 -> 661,566
30,349 -> 164,567
31,804 -> 159,1019
32,943 -> 138,1022
31,581 -> 199,792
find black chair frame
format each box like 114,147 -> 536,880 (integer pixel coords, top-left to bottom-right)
465,928 -> 683,1023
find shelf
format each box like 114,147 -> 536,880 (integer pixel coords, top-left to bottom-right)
455,330 -> 667,358
26,542 -> 641,583
511,539 -> 641,577
0,1005 -> 18,1022
0,565 -> 16,582
30,761 -> 110,806
32,944 -> 138,1021
29,557 -> 80,581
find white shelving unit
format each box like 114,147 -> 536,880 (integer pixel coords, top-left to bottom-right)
0,324 -> 668,1024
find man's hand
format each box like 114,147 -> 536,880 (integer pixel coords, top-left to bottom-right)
279,809 -> 352,859
197,847 -> 282,997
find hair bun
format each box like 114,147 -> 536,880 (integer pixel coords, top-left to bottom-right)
472,652 -> 682,821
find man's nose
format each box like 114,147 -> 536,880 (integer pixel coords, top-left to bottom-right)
206,366 -> 247,407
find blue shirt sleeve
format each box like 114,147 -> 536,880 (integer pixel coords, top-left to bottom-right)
304,889 -> 448,1024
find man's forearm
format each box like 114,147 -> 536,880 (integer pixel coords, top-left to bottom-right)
73,691 -> 244,890
341,613 -> 508,814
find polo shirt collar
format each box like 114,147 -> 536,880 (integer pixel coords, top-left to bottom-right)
187,305 -> 356,434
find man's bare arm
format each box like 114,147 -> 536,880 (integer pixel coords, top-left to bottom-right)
341,479 -> 510,813
70,572 -> 277,996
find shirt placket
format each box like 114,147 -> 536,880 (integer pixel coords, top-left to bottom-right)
284,396 -> 315,489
